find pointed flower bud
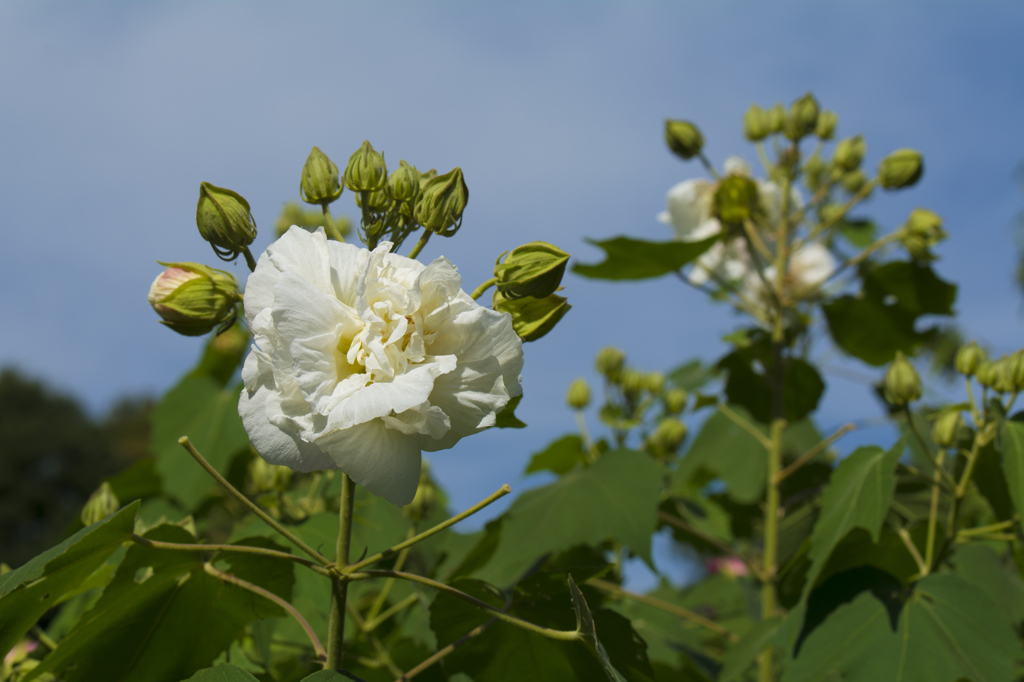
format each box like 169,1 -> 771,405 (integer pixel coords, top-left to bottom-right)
713,175 -> 761,225
81,482 -> 119,526
664,388 -> 688,414
879,149 -> 923,190
993,355 -> 1016,394
931,410 -> 963,448
566,378 -> 591,410
196,182 -> 257,261
621,369 -> 646,396
883,351 -> 921,405
344,140 -> 388,192
492,290 -> 570,342
1012,351 -> 1024,392
833,136 -> 866,172
976,359 -> 998,388
840,169 -> 870,195
955,342 -> 985,377
388,160 -> 420,203
415,167 -> 469,237
299,146 -> 342,205
815,110 -> 838,140
148,262 -> 240,336
646,372 -> 666,394
595,347 -> 625,379
650,418 -> 688,455
767,103 -> 785,133
355,188 -> 394,212
664,120 -> 704,160
494,242 -> 570,300
784,93 -> 820,141
743,104 -> 771,141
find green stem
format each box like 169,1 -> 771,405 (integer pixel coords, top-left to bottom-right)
922,448 -> 945,575
805,179 -> 877,242
407,230 -> 432,259
775,423 -> 854,483
131,534 -> 330,575
396,618 -> 495,681
321,203 -> 346,242
364,593 -> 420,632
346,485 -> 511,573
896,527 -> 928,576
32,625 -> 59,651
574,410 -> 599,463
958,520 -> 1016,537
326,474 -> 356,670
697,151 -> 721,180
178,437 -> 333,568
588,578 -> 738,641
365,529 -> 415,624
470,277 -> 498,301
717,403 -> 773,450
755,142 -> 773,175
242,246 -> 258,272
350,570 -> 579,641
204,563 -> 326,660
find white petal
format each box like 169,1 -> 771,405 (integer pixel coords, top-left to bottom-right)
327,241 -> 371,305
664,179 -> 713,240
271,270 -> 353,342
316,420 -> 422,505
382,401 -> 451,439
244,227 -> 333,327
422,356 -> 509,452
724,156 -> 752,177
427,301 -> 523,398
240,385 -> 335,472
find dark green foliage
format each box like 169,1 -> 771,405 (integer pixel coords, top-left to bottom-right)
573,236 -> 719,280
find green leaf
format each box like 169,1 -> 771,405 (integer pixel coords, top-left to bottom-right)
999,420 -> 1024,518
0,501 -> 139,657
837,218 -> 877,248
567,575 -> 634,682
719,352 -> 824,424
151,376 -> 250,510
25,524 -> 294,682
495,394 -> 527,428
800,441 -> 904,601
822,260 -> 956,366
666,360 -> 717,392
300,672 -> 357,681
971,439 -> 1016,521
526,435 -> 588,475
474,450 -> 665,587
183,665 -> 261,682
949,543 -> 1024,626
783,574 -> 1019,682
719,617 -> 781,682
673,405 -> 767,504
573,235 -> 719,280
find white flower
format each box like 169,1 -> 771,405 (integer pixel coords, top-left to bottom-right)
741,242 -> 837,303
238,227 -> 523,505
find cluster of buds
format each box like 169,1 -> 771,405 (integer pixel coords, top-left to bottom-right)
955,341 -> 1024,395
898,208 -> 948,260
148,262 -> 241,336
491,241 -> 571,342
743,93 -> 837,145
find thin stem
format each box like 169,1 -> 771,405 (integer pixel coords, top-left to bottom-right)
131,534 -> 330,575
346,485 -> 512,573
322,203 -> 346,243
805,179 -> 877,242
657,510 -> 764,581
350,570 -> 579,641
904,408 -> 958,490
204,563 -> 326,660
717,403 -> 773,450
965,378 -> 982,428
923,448 -> 945,575
958,520 -> 1016,537
31,625 -> 58,651
776,423 -> 854,483
588,578 -> 738,641
242,246 -> 258,272
697,151 -> 721,180
178,437 -> 333,567
346,606 -> 404,678
397,618 -> 496,681
327,474 -> 356,670
406,230 -> 432,259
365,528 -> 415,623
956,533 -> 1017,543
755,142 -> 773,175
470,277 -> 498,301
364,593 -> 420,632
743,218 -> 775,262
575,410 -> 599,463
896,528 -> 928,577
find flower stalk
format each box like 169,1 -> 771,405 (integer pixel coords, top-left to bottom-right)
326,473 -> 357,670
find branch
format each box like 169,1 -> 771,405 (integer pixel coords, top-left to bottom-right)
717,404 -> 773,450
132,534 -> 331,576
775,423 -> 854,483
397,618 -> 496,681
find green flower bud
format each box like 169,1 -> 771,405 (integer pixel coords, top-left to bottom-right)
743,104 -> 770,142
976,359 -> 999,388
355,188 -> 393,212
388,160 -> 420,203
1012,351 -> 1024,392
804,156 -> 826,192
955,341 -> 986,377
299,146 -> 342,205
81,482 -> 119,526
494,242 -> 570,300
621,368 -> 646,396
250,456 -> 292,493
901,233 -> 934,261
931,410 -> 963,449
595,347 -> 625,379
650,418 -> 688,455
196,182 -> 257,261
664,120 -> 704,160
784,93 -> 820,141
403,463 -> 438,523
993,355 -> 1016,394
343,140 -> 388,192
713,175 -> 761,225
879,149 -> 924,190
566,378 -> 591,410
766,103 -> 785,133
833,136 -> 866,172
903,208 -> 947,245
840,169 -> 870,195
815,110 -> 838,140
148,262 -> 240,336
664,388 -> 688,415
646,372 -> 666,394
492,290 -> 570,342
415,167 -> 469,237
883,351 -> 922,405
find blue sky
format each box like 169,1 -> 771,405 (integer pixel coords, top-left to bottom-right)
1,2 -> 1022,550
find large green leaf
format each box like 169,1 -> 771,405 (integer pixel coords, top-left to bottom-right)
0,501 -> 139,657
783,574 -> 1018,682
950,543 -> 1024,626
800,441 -> 903,599
525,434 -> 588,475
719,617 -> 782,682
183,665 -> 260,682
25,525 -> 294,682
151,376 -> 250,510
473,450 -> 664,587
999,421 -> 1024,518
572,235 -> 719,280
568,575 -> 629,682
672,405 -> 767,504
719,354 -> 824,424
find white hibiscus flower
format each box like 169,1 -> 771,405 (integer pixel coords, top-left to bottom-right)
239,227 -> 523,505
740,242 -> 837,303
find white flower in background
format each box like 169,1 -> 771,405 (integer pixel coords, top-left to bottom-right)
239,227 -> 523,505
741,242 -> 837,303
